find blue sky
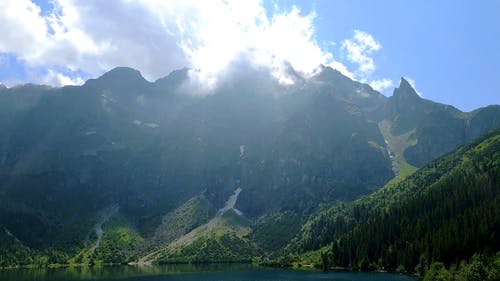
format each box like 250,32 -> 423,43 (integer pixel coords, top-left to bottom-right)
1,0 -> 498,111
270,0 -> 500,111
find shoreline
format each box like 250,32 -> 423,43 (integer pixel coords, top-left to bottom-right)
1,260 -> 420,279
0,260 -> 254,271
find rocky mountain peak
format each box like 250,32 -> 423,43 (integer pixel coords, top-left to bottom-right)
392,77 -> 420,101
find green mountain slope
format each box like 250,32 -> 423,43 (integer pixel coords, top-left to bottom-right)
140,188 -> 256,264
384,78 -> 500,168
286,129 -> 500,273
0,66 -> 498,268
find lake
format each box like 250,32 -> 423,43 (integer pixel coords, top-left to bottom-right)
0,264 -> 418,281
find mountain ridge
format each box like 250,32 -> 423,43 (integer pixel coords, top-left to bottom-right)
0,65 -> 498,269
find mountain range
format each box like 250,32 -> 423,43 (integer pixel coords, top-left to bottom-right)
0,66 -> 498,272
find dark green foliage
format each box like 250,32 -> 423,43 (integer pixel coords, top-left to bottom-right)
158,233 -> 257,264
288,130 -> 500,273
250,212 -> 302,254
140,195 -> 216,254
0,229 -> 74,268
0,230 -> 33,268
423,253 -> 500,281
89,218 -> 143,265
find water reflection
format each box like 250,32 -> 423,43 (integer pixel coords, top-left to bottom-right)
0,264 -> 258,281
0,264 -> 418,281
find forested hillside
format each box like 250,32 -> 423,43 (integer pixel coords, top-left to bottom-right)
285,130 -> 500,277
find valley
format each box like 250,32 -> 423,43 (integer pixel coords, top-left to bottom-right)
1,1 -> 499,280
0,66 -> 498,280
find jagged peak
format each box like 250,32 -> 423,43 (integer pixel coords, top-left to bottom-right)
393,77 -> 420,100
399,77 -> 414,90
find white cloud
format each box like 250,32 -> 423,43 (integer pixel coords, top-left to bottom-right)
0,0 -> 348,88
339,30 -> 395,95
341,30 -> 381,76
43,69 -> 84,86
369,78 -> 394,94
0,1 -> 48,56
404,76 -> 423,96
327,61 -> 354,80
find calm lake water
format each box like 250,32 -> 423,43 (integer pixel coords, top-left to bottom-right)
0,264 -> 418,281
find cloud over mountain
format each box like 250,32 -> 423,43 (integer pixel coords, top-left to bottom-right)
0,0 -> 358,88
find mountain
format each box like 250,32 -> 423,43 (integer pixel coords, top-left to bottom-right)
284,129 -> 500,273
0,66 -> 498,268
384,77 -> 500,168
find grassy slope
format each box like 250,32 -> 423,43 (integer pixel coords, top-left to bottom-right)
69,216 -> 143,266
378,119 -> 418,179
156,210 -> 257,264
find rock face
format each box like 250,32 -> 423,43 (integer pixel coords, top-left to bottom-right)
384,78 -> 500,167
0,66 -> 498,266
